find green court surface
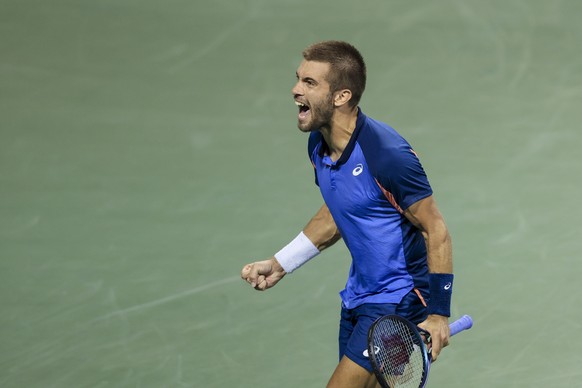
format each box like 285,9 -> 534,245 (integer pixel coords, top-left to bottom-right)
1,1 -> 581,387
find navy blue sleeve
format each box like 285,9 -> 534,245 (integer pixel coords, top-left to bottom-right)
375,144 -> 433,211
359,122 -> 432,211
307,132 -> 321,186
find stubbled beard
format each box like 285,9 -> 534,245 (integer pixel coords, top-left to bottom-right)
298,93 -> 334,132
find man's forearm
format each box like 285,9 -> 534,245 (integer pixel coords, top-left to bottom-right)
303,204 -> 341,251
425,222 -> 453,274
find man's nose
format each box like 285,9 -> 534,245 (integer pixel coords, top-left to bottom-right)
291,81 -> 303,97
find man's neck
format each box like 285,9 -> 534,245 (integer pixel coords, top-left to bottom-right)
320,106 -> 359,162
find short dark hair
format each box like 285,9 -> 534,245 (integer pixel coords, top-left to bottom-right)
302,40 -> 367,107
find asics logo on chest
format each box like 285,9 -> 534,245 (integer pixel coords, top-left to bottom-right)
352,164 -> 364,176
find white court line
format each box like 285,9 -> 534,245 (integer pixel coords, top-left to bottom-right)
92,275 -> 240,322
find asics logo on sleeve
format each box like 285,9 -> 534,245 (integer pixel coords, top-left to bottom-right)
352,164 -> 364,176
444,282 -> 452,290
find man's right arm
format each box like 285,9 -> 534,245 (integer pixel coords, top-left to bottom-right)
240,204 -> 341,291
303,203 -> 342,251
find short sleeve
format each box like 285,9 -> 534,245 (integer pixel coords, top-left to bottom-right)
374,145 -> 433,211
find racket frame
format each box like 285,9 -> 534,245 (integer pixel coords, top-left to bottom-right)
367,314 -> 473,388
367,314 -> 430,388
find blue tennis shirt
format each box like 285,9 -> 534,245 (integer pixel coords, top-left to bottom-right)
308,109 -> 433,309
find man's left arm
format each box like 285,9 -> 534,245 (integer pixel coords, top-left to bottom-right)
403,195 -> 453,361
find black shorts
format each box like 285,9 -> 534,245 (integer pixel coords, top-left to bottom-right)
337,289 -> 427,372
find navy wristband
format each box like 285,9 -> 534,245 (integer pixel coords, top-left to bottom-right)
427,273 -> 454,317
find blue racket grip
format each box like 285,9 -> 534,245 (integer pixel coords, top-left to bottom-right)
449,315 -> 473,336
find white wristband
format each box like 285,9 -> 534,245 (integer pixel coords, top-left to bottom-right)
274,231 -> 320,273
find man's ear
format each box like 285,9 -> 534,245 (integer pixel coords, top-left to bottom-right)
333,89 -> 352,107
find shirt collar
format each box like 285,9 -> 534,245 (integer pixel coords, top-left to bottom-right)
318,108 -> 366,166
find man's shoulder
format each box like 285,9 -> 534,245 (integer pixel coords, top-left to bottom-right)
361,113 -> 405,138
357,115 -> 410,159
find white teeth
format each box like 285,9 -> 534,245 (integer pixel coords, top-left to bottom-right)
295,101 -> 305,107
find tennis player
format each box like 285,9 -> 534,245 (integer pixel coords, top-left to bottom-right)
241,40 -> 454,388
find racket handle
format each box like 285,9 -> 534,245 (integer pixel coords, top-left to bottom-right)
449,314 -> 473,336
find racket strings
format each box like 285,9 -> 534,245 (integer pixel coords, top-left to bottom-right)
372,319 -> 426,387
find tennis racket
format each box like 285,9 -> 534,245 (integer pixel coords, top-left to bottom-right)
367,314 -> 473,388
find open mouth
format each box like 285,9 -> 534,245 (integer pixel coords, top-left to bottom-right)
295,101 -> 311,120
